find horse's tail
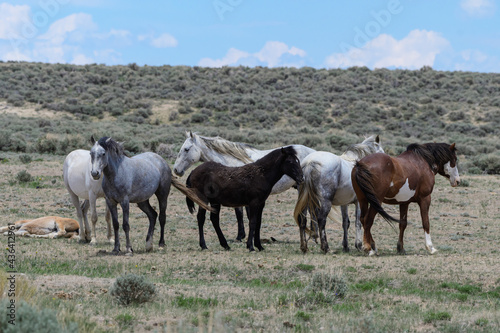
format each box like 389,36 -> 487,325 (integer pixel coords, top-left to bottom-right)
352,161 -> 399,224
293,161 -> 322,237
171,177 -> 213,213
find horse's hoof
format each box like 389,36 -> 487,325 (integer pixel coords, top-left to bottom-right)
224,246 -> 231,251
426,246 -> 438,255
90,239 -> 97,246
112,250 -> 120,255
355,243 -> 363,251
368,250 -> 377,257
125,252 -> 133,257
257,246 -> 264,252
343,247 -> 350,253
201,246 -> 208,251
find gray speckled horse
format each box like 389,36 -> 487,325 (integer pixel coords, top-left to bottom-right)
90,136 -> 212,254
294,135 -> 384,254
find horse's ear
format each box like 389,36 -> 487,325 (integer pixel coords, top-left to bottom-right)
90,136 -> 96,145
281,147 -> 285,154
375,135 -> 380,143
106,137 -> 112,143
450,143 -> 456,151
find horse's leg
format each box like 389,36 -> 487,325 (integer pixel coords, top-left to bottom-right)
317,203 -> 331,254
157,195 -> 167,249
298,208 -> 309,253
419,195 -> 437,254
354,201 -> 363,251
88,193 -> 99,245
246,207 -> 256,252
253,203 -> 266,252
210,204 -> 230,250
362,206 -> 378,256
397,203 -> 409,255
121,201 -> 133,254
69,192 -> 89,242
105,205 -> 113,244
341,205 -> 350,252
137,200 -> 159,252
81,199 -> 91,242
107,200 -> 121,254
234,207 -> 246,241
196,207 -> 208,250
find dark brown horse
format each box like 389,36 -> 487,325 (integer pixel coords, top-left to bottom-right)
351,143 -> 460,256
186,146 -> 304,252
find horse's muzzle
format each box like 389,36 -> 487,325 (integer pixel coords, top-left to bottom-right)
90,170 -> 101,180
173,168 -> 184,177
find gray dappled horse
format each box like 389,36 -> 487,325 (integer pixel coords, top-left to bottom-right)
90,136 -> 212,254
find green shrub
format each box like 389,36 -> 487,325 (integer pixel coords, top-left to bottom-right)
0,299 -> 78,333
424,310 -> 451,323
109,273 -> 156,306
19,154 -> 32,164
297,272 -> 348,307
16,170 -> 32,183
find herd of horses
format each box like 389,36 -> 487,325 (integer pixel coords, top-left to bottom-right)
4,131 -> 461,257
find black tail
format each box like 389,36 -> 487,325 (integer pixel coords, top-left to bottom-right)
353,162 -> 400,224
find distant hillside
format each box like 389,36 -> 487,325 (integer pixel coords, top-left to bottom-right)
0,61 -> 499,174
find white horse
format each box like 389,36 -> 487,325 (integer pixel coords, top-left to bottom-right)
173,131 -> 316,241
63,149 -> 113,244
294,135 -> 384,254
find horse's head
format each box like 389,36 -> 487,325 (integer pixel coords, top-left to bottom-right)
436,143 -> 460,187
89,136 -> 110,180
281,147 -> 304,186
173,131 -> 202,176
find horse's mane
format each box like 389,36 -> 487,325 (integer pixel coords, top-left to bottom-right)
193,133 -> 254,163
98,137 -> 124,157
256,146 -> 297,167
406,143 -> 455,169
341,135 -> 381,162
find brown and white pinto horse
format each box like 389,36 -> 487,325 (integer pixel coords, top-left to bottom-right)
351,143 -> 460,256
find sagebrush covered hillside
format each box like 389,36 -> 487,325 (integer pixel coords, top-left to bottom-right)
0,62 -> 499,173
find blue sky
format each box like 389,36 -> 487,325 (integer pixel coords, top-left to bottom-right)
1,0 -> 499,72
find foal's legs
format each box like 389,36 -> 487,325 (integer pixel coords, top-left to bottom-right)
341,205 -> 350,252
397,203 -> 409,255
234,207 -> 246,241
137,200 -> 159,252
419,195 -> 437,254
209,204 -> 230,250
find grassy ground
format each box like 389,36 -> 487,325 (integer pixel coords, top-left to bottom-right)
0,152 -> 499,332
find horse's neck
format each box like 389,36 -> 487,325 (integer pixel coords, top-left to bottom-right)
256,153 -> 286,185
103,155 -> 125,181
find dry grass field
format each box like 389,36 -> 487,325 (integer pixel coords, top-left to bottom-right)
1,151 -> 499,332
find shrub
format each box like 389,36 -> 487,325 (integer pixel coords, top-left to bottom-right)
16,170 -> 32,183
0,299 -> 78,333
19,154 -> 32,164
109,273 -> 156,306
297,272 -> 348,307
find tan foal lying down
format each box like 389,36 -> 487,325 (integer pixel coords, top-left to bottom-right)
0,216 -> 80,239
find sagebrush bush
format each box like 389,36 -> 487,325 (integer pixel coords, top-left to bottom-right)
19,154 -> 32,164
16,170 -> 32,183
297,272 -> 348,307
0,299 -> 78,333
110,273 -> 156,306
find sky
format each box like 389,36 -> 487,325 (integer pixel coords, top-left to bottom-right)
0,0 -> 499,72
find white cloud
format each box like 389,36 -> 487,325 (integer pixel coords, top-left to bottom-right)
0,3 -> 31,40
325,30 -> 450,70
198,41 -> 306,68
151,33 -> 178,48
199,48 -> 250,67
461,0 -> 496,17
38,13 -> 97,45
72,53 -> 94,65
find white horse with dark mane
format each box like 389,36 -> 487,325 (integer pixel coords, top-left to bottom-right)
293,135 -> 384,254
173,131 -> 316,241
63,149 -> 113,244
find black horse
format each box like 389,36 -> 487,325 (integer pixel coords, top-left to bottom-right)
186,146 -> 304,252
